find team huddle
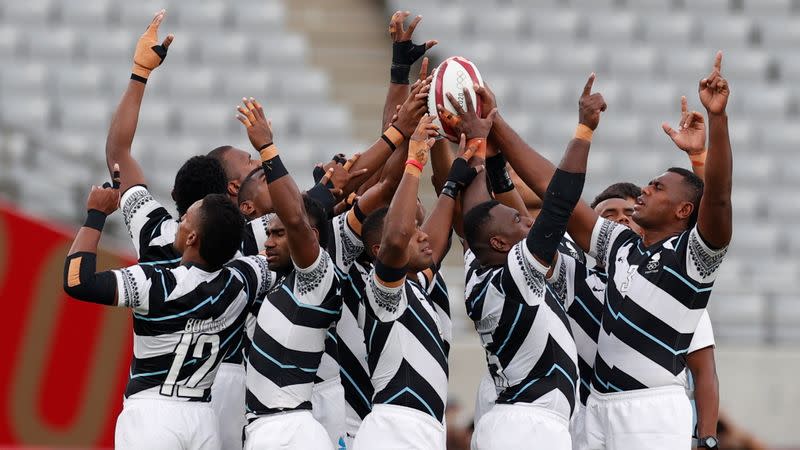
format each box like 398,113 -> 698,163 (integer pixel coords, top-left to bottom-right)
61,9 -> 733,450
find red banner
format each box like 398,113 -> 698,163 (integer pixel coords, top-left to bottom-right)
0,202 -> 134,448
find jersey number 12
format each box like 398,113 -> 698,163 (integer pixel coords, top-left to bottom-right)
160,333 -> 220,398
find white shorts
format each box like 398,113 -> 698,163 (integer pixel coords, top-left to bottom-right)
353,404 -> 445,450
312,375 -> 346,447
474,403 -> 571,450
115,398 -> 220,450
342,404 -> 363,450
474,370 -> 498,426
579,385 -> 692,450
570,402 -> 587,450
212,362 -> 246,450
244,410 -> 333,450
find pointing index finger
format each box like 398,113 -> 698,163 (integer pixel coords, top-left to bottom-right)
681,96 -> 688,114
147,9 -> 165,34
713,50 -> 722,73
582,73 -> 596,97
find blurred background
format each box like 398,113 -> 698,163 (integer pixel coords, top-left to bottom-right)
0,0 -> 797,448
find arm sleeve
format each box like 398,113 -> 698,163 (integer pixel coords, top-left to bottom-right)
688,310 -> 715,353
365,269 -> 408,323
120,185 -> 180,264
589,217 -> 636,269
685,226 -> 728,284
110,264 -> 155,314
329,212 -> 365,272
293,249 -> 336,306
227,255 -> 276,302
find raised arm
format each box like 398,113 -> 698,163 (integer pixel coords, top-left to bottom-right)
63,169 -> 122,305
662,95 -> 708,180
696,51 -> 733,249
422,134 -> 483,265
105,10 -> 173,194
237,98 -> 318,269
383,11 -> 436,129
526,76 -> 605,267
377,115 -> 438,269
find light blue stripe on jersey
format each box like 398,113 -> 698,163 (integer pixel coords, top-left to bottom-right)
384,387 -> 435,417
133,273 -> 235,321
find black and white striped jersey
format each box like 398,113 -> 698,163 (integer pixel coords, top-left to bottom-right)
361,265 -> 451,423
587,218 -> 727,393
110,255 -> 273,401
121,185 -> 270,266
121,185 -> 270,366
245,213 -> 362,419
464,242 -> 579,419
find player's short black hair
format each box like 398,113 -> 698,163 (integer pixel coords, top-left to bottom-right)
207,145 -> 236,180
198,194 -> 245,269
590,182 -> 642,209
463,200 -> 501,254
666,167 -> 704,226
302,194 -> 329,249
361,207 -> 389,258
238,167 -> 263,208
173,156 -> 228,217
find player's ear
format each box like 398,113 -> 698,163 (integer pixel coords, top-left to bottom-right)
186,230 -> 198,248
240,200 -> 254,217
370,243 -> 381,259
228,180 -> 240,197
676,201 -> 694,221
489,235 -> 510,253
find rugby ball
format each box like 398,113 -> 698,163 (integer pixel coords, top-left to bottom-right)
428,56 -> 484,138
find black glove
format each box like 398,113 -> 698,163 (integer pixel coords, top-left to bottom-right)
441,158 -> 479,199
391,40 -> 427,84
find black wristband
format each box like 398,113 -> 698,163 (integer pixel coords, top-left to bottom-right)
441,180 -> 459,199
84,209 -> 107,231
262,155 -> 288,183
259,142 -> 273,151
130,73 -> 148,84
486,154 -> 514,194
375,259 -> 407,283
381,133 -> 398,151
390,63 -> 412,84
353,202 -> 367,223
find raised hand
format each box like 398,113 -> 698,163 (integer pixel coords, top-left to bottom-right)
87,163 -> 121,215
409,114 -> 439,166
699,51 -> 729,116
474,82 -> 498,119
441,134 -> 484,199
236,97 -> 273,150
439,87 -> 498,140
394,77 -> 433,137
662,96 -> 706,156
578,73 -> 607,131
389,11 -> 437,84
132,9 -> 174,80
319,153 -> 369,199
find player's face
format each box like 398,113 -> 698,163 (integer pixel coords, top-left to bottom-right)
174,199 -> 203,255
264,216 -> 292,272
633,172 -> 691,229
226,148 -> 261,182
252,172 -> 273,217
407,226 -> 435,272
594,197 -> 642,235
490,204 -> 533,246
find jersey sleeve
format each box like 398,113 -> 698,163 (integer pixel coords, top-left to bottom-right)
293,249 -> 337,306
688,309 -> 715,353
241,214 -> 273,256
111,264 -> 156,314
503,241 -> 553,307
684,226 -> 728,284
365,268 -> 408,323
548,251 -> 578,309
328,211 -> 365,272
120,185 -> 180,264
227,255 -> 277,302
589,217 -> 637,269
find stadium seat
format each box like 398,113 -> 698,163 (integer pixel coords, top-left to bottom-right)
230,2 -> 286,28
530,10 -> 581,41
707,292 -> 766,342
58,0 -> 112,25
27,28 -> 79,60
641,14 -> 697,46
1,0 -> 54,25
55,65 -> 108,97
175,101 -> 237,137
0,96 -> 52,131
774,295 -> 800,344
759,18 -> 800,48
197,33 -> 252,65
0,63 -> 50,96
585,12 -> 639,44
254,34 -> 309,65
700,16 -> 755,48
57,98 -> 112,132
741,0 -> 794,16
607,47 -> 657,78
173,1 -> 228,28
0,26 -> 21,57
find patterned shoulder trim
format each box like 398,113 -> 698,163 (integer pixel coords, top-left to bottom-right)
594,219 -> 617,266
120,268 -> 141,309
337,214 -> 364,269
296,251 -> 331,296
122,188 -> 154,234
368,275 -> 403,314
688,230 -> 727,279
513,244 -> 545,297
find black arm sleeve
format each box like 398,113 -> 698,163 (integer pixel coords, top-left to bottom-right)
63,252 -> 118,305
306,182 -> 337,219
526,169 -> 585,264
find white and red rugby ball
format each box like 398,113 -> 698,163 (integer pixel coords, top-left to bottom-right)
428,56 -> 484,138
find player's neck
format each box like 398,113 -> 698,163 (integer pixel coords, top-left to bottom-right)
180,249 -> 211,271
640,224 -> 685,247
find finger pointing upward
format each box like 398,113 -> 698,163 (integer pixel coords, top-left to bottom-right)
582,72 -> 596,97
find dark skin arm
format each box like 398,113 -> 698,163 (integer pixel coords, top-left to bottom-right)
422,134 -> 482,265
662,95 -> 708,180
238,98 -> 319,269
105,11 -> 173,194
696,51 -> 733,249
687,346 -> 719,439
429,138 -> 453,196
378,115 -> 439,269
